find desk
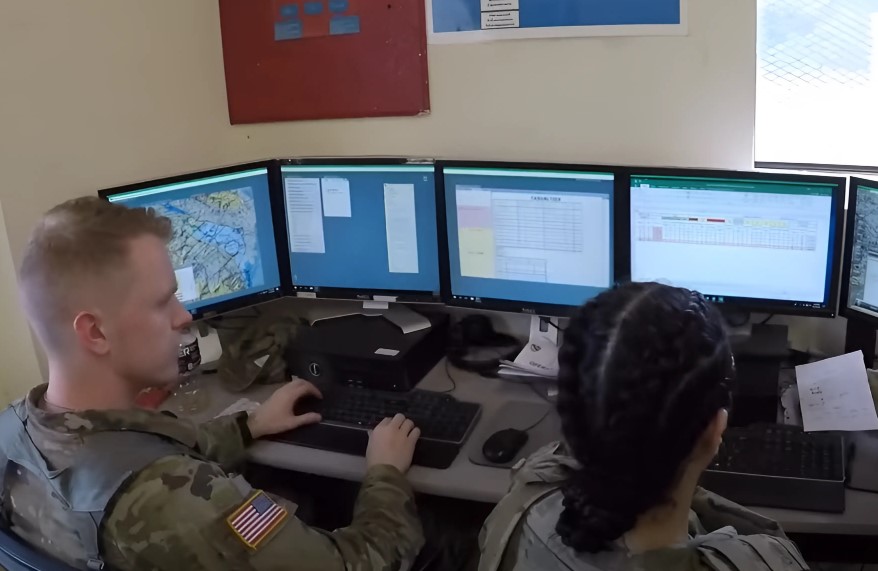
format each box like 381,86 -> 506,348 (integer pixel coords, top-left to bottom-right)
176,359 -> 878,536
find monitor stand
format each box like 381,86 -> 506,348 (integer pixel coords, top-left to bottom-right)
729,323 -> 790,426
845,319 -> 877,369
361,301 -> 432,334
305,300 -> 431,334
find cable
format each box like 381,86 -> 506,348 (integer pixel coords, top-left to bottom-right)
440,359 -> 459,394
759,314 -> 775,325
545,320 -> 566,333
521,409 -> 551,433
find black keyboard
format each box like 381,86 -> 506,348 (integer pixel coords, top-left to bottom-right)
700,424 -> 847,513
270,387 -> 482,469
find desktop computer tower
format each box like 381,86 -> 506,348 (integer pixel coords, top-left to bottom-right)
284,312 -> 449,392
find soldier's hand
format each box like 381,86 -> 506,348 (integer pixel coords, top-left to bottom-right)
247,378 -> 322,439
366,413 -> 420,473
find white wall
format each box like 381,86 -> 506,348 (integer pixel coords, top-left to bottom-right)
0,0 -> 757,394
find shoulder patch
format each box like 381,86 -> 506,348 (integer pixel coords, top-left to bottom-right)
226,491 -> 288,550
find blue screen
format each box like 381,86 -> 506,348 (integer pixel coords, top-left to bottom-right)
281,165 -> 440,295
444,167 -> 615,308
106,168 -> 282,313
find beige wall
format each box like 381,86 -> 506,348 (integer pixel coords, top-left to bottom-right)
225,0 -> 756,168
0,200 -> 41,405
0,0 -> 757,395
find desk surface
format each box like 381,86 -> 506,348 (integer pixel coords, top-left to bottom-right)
178,360 -> 878,536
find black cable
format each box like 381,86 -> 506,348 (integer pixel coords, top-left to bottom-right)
545,320 -> 566,333
440,359 -> 459,394
521,409 -> 551,433
760,314 -> 775,325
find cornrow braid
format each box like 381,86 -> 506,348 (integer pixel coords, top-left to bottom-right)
555,282 -> 734,554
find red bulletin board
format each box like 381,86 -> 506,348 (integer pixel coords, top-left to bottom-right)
218,0 -> 431,124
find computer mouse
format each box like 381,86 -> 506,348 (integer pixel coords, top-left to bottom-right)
482,428 -> 529,465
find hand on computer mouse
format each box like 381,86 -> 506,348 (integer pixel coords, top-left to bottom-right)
366,413 -> 421,474
247,378 -> 323,439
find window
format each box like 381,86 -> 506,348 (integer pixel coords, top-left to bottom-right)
756,0 -> 878,169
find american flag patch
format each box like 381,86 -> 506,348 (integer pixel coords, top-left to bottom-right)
226,491 -> 288,549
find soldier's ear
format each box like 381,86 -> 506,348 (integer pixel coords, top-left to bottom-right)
72,310 -> 110,356
694,408 -> 728,463
707,409 -> 728,454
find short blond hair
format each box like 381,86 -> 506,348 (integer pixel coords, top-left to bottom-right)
19,197 -> 172,352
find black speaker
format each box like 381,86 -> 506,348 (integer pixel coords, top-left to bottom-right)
447,315 -> 521,374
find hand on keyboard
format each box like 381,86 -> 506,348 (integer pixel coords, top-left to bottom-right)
366,413 -> 421,474
247,378 -> 323,439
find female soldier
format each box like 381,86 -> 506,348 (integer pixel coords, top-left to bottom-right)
478,282 -> 808,571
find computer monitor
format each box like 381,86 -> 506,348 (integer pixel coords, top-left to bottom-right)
439,161 -> 617,317
841,177 -> 878,366
279,159 -> 441,303
99,162 -> 284,318
628,169 -> 845,317
842,177 -> 878,323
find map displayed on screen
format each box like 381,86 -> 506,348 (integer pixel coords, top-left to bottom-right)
148,188 -> 264,304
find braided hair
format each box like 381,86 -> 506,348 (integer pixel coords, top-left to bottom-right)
555,282 -> 734,553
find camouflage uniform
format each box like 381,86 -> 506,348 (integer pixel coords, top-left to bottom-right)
0,384 -> 424,571
478,443 -> 809,571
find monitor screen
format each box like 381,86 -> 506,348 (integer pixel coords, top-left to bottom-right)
630,173 -> 841,313
103,166 -> 282,315
280,164 -> 440,300
845,180 -> 878,320
443,165 -> 615,314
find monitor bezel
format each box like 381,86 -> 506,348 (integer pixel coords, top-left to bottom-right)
841,176 -> 878,327
624,166 -> 847,318
278,157 -> 443,304
436,160 -> 625,318
97,160 -> 287,320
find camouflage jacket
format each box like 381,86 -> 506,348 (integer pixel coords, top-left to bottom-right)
1,384 -> 424,571
478,443 -> 809,571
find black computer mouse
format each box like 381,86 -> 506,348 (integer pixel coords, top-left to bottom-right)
482,428 -> 529,465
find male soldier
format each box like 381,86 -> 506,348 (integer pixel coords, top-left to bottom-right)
0,197 -> 424,570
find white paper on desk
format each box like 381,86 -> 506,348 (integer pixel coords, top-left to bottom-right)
795,350 -> 878,432
511,318 -> 559,377
215,398 -> 260,418
497,365 -> 553,380
321,177 -> 352,217
512,344 -> 559,377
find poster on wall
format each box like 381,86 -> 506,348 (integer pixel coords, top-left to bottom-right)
427,0 -> 687,44
219,0 -> 430,124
